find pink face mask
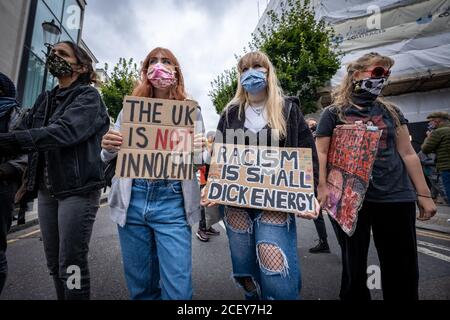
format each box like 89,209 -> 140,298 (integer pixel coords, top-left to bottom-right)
147,63 -> 177,89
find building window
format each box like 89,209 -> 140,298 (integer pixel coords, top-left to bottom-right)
43,0 -> 64,22
22,51 -> 44,108
30,0 -> 60,61
20,0 -> 83,108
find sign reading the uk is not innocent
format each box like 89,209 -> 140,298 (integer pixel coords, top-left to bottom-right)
115,96 -> 196,180
205,144 -> 316,214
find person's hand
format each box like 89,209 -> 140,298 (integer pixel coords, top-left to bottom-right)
200,186 -> 218,207
194,133 -> 206,153
102,129 -> 123,153
0,163 -> 18,183
317,183 -> 331,209
426,130 -> 432,138
297,198 -> 321,220
0,132 -> 21,156
417,196 -> 437,221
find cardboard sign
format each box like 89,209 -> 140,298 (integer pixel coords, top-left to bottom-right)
324,124 -> 382,236
115,96 -> 197,180
205,144 -> 315,214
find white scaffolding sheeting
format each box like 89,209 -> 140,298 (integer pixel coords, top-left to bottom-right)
313,0 -> 426,23
386,88 -> 450,123
257,0 -> 450,122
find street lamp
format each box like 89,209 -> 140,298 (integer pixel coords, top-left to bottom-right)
41,19 -> 61,92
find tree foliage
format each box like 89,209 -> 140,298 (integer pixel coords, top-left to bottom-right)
209,0 -> 341,115
209,68 -> 238,115
100,58 -> 140,120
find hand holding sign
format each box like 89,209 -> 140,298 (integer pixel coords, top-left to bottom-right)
115,96 -> 197,180
317,183 -> 331,209
194,133 -> 207,152
205,144 -> 316,216
102,129 -> 123,153
296,198 -> 320,220
201,187 -> 218,208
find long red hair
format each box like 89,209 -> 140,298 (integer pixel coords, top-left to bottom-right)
132,47 -> 187,100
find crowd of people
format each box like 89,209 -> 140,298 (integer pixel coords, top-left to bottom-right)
0,39 -> 447,300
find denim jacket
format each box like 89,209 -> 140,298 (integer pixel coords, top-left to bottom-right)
14,80 -> 110,199
101,106 -> 206,227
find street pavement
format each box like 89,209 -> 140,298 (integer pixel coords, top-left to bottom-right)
2,203 -> 450,300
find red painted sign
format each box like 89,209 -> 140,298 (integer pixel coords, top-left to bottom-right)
324,124 -> 382,236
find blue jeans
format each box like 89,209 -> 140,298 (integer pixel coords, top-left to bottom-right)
118,179 -> 192,300
441,171 -> 450,203
224,206 -> 301,300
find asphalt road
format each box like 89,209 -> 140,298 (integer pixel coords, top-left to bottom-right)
2,203 -> 449,300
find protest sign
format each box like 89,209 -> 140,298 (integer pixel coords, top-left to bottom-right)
324,124 -> 382,236
115,96 -> 196,180
205,144 -> 315,215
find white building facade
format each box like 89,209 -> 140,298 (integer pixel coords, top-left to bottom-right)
256,0 -> 450,128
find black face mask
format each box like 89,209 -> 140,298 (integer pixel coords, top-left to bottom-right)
46,53 -> 74,78
351,77 -> 387,108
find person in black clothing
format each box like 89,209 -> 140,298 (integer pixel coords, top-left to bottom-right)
0,72 -> 27,295
0,42 -> 110,300
305,118 -> 331,254
203,51 -> 320,300
316,52 -> 437,300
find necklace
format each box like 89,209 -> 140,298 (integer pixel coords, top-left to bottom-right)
249,104 -> 264,116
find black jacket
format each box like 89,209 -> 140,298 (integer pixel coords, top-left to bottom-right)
14,80 -> 110,199
216,96 -> 319,192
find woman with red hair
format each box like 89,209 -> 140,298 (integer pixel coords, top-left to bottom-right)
101,47 -> 207,300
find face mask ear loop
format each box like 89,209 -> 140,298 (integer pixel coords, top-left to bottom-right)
42,44 -> 54,66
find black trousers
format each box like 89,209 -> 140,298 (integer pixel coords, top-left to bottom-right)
313,211 -> 334,241
38,185 -> 100,300
0,184 -> 15,295
334,201 -> 419,301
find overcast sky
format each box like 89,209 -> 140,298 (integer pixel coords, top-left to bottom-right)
83,0 -> 269,132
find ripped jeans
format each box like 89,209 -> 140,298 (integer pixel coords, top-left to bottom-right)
224,206 -> 301,300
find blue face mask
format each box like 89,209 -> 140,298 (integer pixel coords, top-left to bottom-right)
0,97 -> 16,119
240,69 -> 267,95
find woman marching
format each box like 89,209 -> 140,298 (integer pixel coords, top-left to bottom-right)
101,47 -> 207,300
315,52 -> 437,300
204,51 -> 320,300
0,41 -> 110,300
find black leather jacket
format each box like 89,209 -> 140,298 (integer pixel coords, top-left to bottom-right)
14,80 -> 110,199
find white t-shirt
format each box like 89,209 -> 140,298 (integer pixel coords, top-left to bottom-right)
244,104 -> 268,133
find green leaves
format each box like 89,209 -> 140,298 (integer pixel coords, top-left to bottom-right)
100,58 -> 140,120
209,0 -> 341,115
256,0 -> 341,114
208,68 -> 238,115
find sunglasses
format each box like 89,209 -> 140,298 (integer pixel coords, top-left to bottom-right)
364,66 -> 391,78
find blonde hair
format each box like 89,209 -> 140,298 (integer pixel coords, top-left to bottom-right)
332,52 -> 402,128
226,51 -> 287,138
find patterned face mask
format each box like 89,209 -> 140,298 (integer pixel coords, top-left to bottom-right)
46,53 -> 74,78
351,77 -> 388,107
353,77 -> 387,97
147,63 -> 177,89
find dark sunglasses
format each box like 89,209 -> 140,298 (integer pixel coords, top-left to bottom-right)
365,66 -> 391,78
